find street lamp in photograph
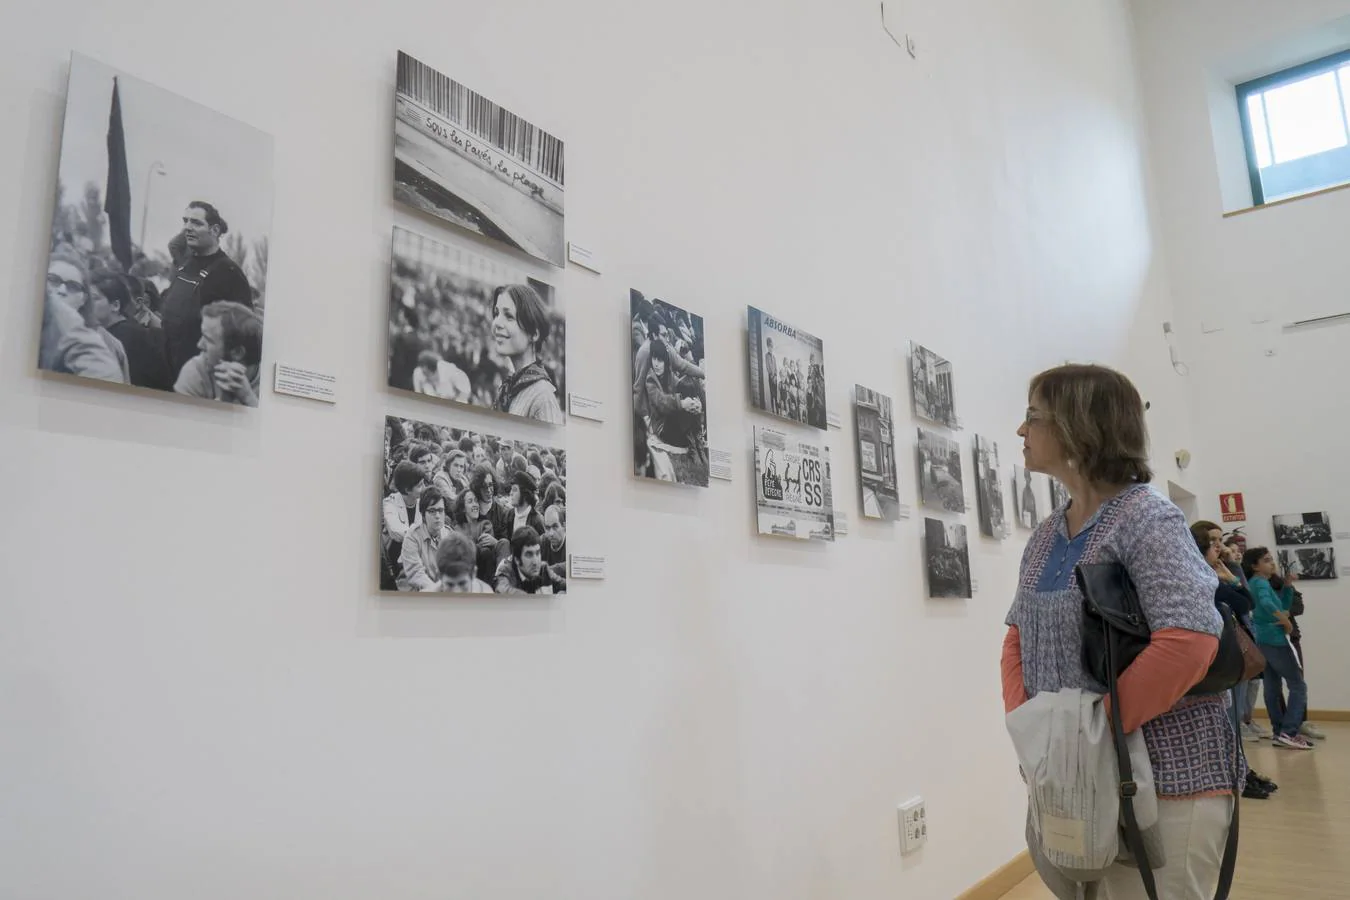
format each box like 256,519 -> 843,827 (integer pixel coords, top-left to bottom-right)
138,160 -> 167,252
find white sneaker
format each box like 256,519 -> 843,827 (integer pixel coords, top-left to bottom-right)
1274,732 -> 1315,750
1249,721 -> 1272,739
1301,722 -> 1327,740
1241,723 -> 1263,742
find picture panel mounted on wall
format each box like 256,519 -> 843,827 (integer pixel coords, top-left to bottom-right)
1272,512 -> 1332,546
1049,477 -> 1070,512
753,426 -> 835,541
910,342 -> 958,429
973,435 -> 1007,539
41,53 -> 273,406
925,518 -> 972,599
854,385 -> 900,521
394,51 -> 565,268
917,427 -> 965,513
1012,465 -> 1039,530
630,289 -> 708,486
388,226 -> 564,424
746,306 -> 828,430
1278,546 -> 1337,581
381,414 -> 567,594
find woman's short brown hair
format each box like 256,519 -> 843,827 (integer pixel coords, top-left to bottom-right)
1028,364 -> 1153,485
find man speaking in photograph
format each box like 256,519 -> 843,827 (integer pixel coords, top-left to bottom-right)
161,201 -> 254,378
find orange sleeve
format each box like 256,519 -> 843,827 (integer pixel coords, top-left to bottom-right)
1001,627 -> 1028,713
1108,628 -> 1219,732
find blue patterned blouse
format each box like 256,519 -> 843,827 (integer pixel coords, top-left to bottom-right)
1006,483 -> 1243,798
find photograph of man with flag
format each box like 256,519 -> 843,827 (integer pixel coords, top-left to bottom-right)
40,53 -> 273,406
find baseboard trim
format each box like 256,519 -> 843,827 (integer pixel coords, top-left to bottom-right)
1252,709 -> 1350,722
956,850 -> 1034,900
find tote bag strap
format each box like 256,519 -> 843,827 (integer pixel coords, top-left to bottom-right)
1104,626 -> 1160,900
1105,625 -> 1241,900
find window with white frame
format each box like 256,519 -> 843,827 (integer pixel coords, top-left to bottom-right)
1238,49 -> 1350,205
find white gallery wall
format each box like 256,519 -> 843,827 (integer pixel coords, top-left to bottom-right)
0,1 -> 1195,897
1131,0 -> 1350,710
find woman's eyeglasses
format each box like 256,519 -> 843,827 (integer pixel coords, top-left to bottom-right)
46,273 -> 86,294
1024,407 -> 1052,425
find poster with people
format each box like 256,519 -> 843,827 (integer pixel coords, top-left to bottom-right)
917,428 -> 965,513
753,426 -> 835,541
973,435 -> 1007,539
381,414 -> 567,594
630,289 -> 708,486
1272,512 -> 1333,546
1279,547 -> 1337,581
1013,465 -> 1039,529
854,385 -> 900,520
910,342 -> 957,429
394,52 -> 565,267
925,518 -> 972,599
387,226 -> 564,424
40,53 -> 272,406
746,306 -> 828,430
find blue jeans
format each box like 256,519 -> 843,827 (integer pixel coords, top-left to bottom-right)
1259,641 -> 1307,737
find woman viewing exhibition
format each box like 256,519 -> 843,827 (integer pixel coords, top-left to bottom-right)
1241,546 -> 1312,749
489,284 -> 563,424
1002,364 -> 1238,899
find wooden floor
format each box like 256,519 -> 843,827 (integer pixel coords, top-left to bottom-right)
1000,722 -> 1350,899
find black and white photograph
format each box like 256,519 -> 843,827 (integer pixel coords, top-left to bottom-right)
1272,512 -> 1333,546
40,53 -> 272,406
381,414 -> 567,595
917,428 -> 965,513
631,289 -> 708,486
973,435 -> 1007,539
1279,546 -> 1338,581
1013,465 -> 1039,529
910,342 -> 957,429
925,518 -> 972,599
394,52 -> 564,268
854,385 -> 900,520
1049,477 -> 1070,511
746,306 -> 827,430
388,226 -> 564,424
754,426 -> 835,541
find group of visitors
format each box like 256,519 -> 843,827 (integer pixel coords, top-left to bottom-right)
42,202 -> 263,405
381,418 -> 566,595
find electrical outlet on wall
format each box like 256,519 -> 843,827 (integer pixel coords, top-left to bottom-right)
898,796 -> 927,853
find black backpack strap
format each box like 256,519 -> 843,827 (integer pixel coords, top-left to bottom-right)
1212,691 -> 1242,899
1104,628 -> 1160,900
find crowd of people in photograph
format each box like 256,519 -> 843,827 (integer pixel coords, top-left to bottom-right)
762,337 -> 825,428
1189,521 -> 1326,803
382,417 -> 567,594
630,292 -> 708,484
42,201 -> 264,405
388,247 -> 564,424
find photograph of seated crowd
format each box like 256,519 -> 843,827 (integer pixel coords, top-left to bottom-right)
630,289 -> 708,486
387,226 -> 565,425
40,57 -> 269,407
381,415 -> 566,595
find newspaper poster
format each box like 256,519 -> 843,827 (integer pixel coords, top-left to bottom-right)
753,425 -> 835,541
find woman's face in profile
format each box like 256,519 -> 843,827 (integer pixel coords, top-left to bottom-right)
1017,394 -> 1064,475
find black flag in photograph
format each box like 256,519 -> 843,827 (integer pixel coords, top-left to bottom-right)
104,77 -> 132,271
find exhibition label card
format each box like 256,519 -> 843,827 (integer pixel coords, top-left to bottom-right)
274,364 -> 337,403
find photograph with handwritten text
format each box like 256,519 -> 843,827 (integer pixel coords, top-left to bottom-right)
394,51 -> 565,267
